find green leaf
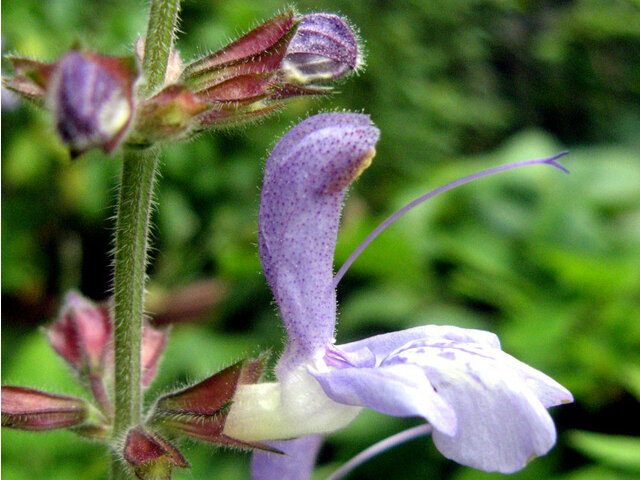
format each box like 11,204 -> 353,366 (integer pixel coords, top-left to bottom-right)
569,431 -> 640,472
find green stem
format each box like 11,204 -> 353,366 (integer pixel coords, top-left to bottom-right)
110,2 -> 180,478
142,0 -> 181,95
112,148 -> 158,432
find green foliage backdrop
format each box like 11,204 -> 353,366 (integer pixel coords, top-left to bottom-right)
2,1 -> 639,479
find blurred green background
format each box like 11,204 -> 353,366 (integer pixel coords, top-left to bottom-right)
2,1 -> 640,479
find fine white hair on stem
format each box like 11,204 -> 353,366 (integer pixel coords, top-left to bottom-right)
326,424 -> 433,480
333,152 -> 569,287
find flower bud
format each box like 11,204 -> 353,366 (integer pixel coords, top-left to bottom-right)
47,291 -> 112,376
175,10 -> 361,131
149,357 -> 273,450
2,386 -> 88,431
49,50 -> 138,157
123,426 -> 189,480
282,13 -> 360,86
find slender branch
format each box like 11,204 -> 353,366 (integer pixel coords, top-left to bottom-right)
326,425 -> 432,480
112,148 -> 158,438
142,0 -> 181,95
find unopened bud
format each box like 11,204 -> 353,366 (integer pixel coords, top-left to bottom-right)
175,10 -> 361,131
150,357 -> 273,450
49,50 -> 138,157
123,426 -> 189,480
282,13 -> 360,86
47,291 -> 112,376
2,386 -> 88,431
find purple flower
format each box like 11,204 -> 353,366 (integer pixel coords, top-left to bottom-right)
222,113 -> 572,476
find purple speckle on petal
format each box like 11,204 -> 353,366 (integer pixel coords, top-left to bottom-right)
259,113 -> 379,375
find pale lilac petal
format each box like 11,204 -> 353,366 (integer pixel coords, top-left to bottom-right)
259,113 -> 379,373
385,341 -> 558,473
310,364 -> 457,436
339,325 -> 500,360
497,352 -> 574,408
251,435 -> 323,480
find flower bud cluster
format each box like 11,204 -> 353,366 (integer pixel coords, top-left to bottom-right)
1,291 -> 269,479
4,9 -> 361,156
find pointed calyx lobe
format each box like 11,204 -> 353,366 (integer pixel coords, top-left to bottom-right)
258,113 -> 379,373
124,426 -> 189,480
1,386 -> 89,431
1,385 -> 110,439
175,10 -> 360,131
150,357 -> 271,450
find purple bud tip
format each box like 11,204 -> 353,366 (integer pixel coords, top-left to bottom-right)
284,13 -> 360,84
50,51 -> 136,157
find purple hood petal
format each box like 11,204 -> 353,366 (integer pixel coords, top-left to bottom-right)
259,113 -> 380,374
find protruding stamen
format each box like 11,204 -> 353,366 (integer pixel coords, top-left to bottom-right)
326,424 -> 433,480
334,152 -> 569,287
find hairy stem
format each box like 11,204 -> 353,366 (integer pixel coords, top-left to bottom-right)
142,0 -> 181,95
110,3 -> 180,479
112,148 -> 158,439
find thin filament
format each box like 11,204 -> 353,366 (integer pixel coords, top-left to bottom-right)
334,152 -> 569,287
326,424 -> 433,480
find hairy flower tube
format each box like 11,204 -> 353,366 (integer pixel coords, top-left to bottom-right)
218,113 -> 573,477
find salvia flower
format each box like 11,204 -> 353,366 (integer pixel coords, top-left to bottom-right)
281,13 -> 360,86
218,113 -> 573,476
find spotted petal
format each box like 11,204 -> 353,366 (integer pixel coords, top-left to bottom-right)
338,325 -> 501,359
383,338 -> 572,473
259,113 -> 379,373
